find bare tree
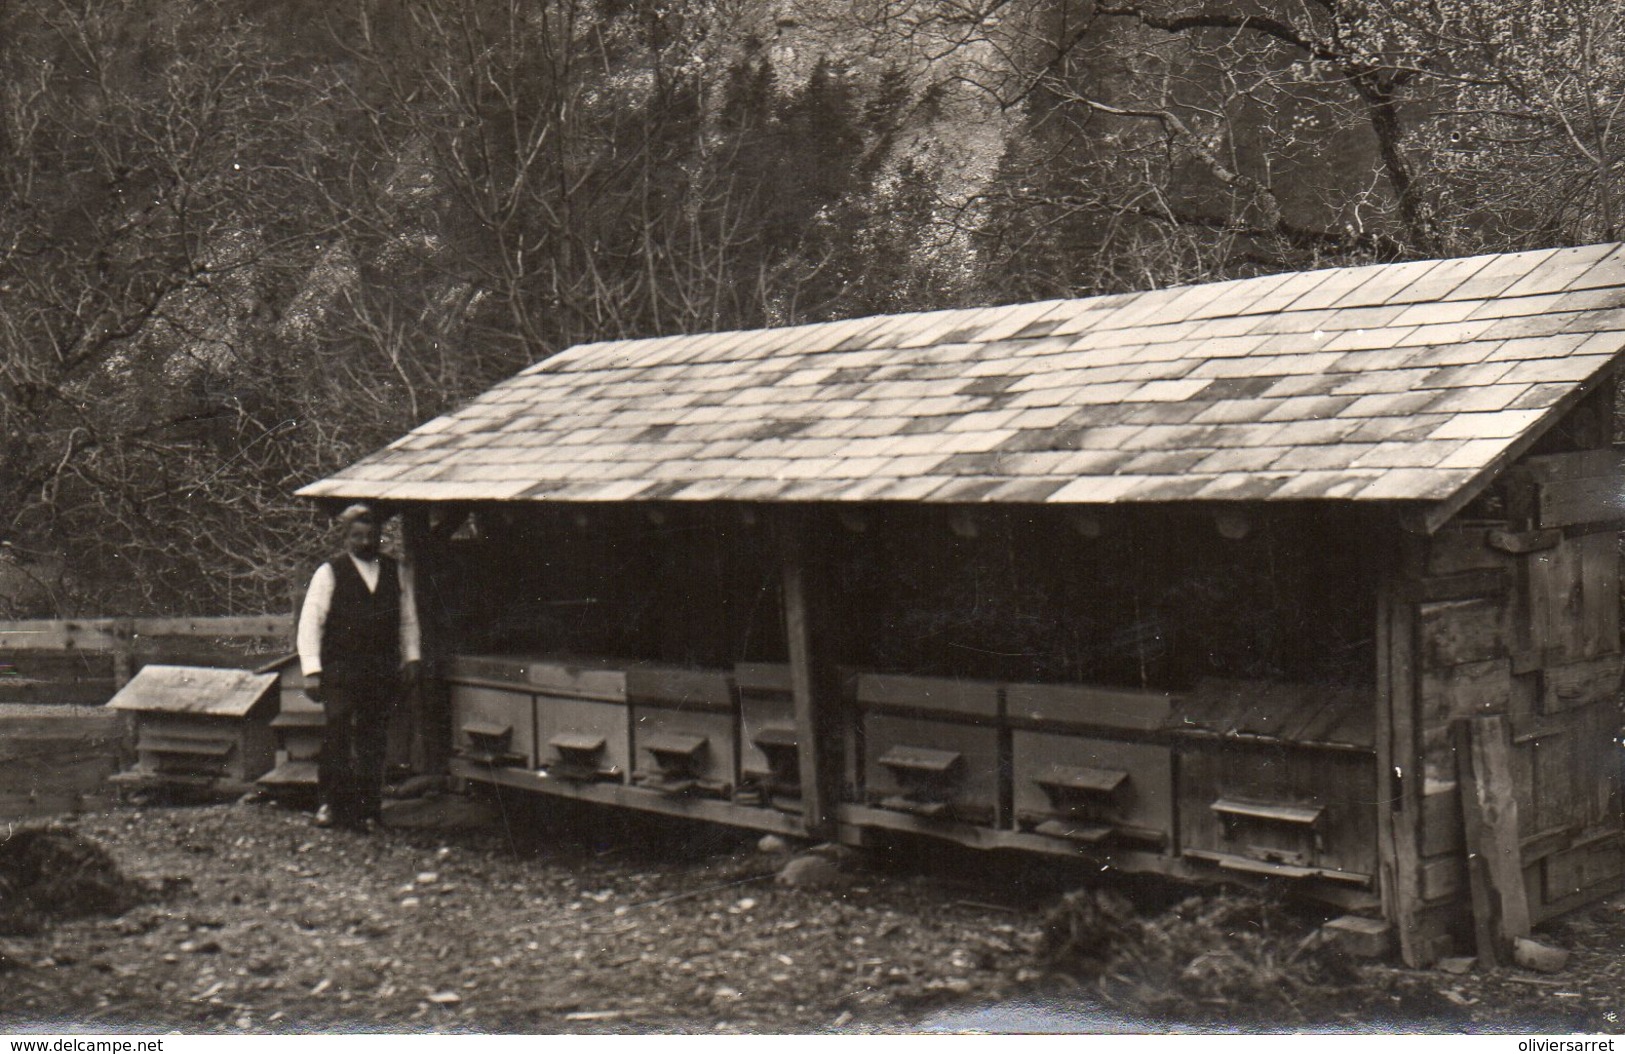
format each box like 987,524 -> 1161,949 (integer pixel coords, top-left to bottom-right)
11,0 -> 1624,616
1418,2 -> 1625,247
0,0 -> 342,614
0,0 -> 932,614
844,0 -> 1625,297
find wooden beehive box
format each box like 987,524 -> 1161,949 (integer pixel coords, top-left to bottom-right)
529,658 -> 632,783
735,663 -> 798,809
735,662 -> 862,811
1171,679 -> 1378,884
254,655 -> 321,794
628,665 -> 736,799
260,699 -> 324,794
1004,682 -> 1178,848
858,673 -> 1003,826
448,655 -> 542,770
449,656 -> 634,783
106,664 -> 278,793
254,654 -> 411,793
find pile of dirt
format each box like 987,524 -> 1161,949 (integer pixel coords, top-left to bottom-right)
0,826 -> 147,936
1036,887 -> 1143,974
1040,888 -> 1363,1025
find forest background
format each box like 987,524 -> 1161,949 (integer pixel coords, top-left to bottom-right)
3,0 -> 1622,616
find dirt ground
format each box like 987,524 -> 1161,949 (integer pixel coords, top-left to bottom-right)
1,792 -> 1624,1035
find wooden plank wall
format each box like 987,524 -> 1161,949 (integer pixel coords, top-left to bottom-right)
0,706 -> 127,818
1397,446 -> 1625,965
0,616 -> 292,705
1510,449 -> 1625,922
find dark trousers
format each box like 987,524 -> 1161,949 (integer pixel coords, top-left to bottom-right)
318,678 -> 395,825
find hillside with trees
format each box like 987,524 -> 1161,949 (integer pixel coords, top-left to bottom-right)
3,0 -> 1623,615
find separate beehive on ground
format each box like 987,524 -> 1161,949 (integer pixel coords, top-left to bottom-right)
106,665 -> 279,794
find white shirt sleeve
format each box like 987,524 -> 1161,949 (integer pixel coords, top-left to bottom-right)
297,563 -> 337,677
399,559 -> 423,665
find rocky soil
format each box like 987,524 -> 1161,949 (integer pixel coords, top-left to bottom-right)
1,794 -> 1623,1034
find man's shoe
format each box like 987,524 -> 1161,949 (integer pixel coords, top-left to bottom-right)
313,804 -> 335,828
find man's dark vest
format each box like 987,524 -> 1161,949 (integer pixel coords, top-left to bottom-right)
320,555 -> 401,686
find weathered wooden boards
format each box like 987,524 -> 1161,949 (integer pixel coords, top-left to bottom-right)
1454,715 -> 1530,967
1394,445 -> 1625,966
0,616 -> 292,704
0,704 -> 126,818
1521,447 -> 1625,529
0,616 -> 291,652
778,513 -> 844,839
106,665 -> 279,718
1378,562 -> 1429,965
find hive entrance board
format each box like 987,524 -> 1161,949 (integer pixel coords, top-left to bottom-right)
546,732 -> 614,781
634,732 -> 717,796
876,746 -> 966,818
459,719 -> 524,766
743,725 -> 801,801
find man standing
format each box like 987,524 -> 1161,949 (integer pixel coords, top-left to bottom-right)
296,504 -> 421,831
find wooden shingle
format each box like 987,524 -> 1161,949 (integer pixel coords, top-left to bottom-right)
300,245 -> 1625,513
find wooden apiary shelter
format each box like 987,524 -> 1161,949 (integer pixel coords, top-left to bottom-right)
300,244 -> 1625,966
107,665 -> 278,793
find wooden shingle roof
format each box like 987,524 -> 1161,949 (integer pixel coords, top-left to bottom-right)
301,244 -> 1625,519
107,665 -> 278,718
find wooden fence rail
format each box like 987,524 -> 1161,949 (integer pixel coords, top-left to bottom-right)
0,616 -> 293,701
0,616 -> 291,652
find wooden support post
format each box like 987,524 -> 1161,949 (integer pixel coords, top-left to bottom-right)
111,618 -> 135,688
1377,528 -> 1429,966
402,506 -> 448,776
1453,720 -> 1501,967
778,509 -> 841,840
1455,714 -> 1531,965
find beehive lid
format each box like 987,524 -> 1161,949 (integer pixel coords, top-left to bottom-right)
448,653 -> 630,700
1169,679 -> 1374,750
733,663 -> 793,695
624,664 -> 735,709
106,665 -> 278,718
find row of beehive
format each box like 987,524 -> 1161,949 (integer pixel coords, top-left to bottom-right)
448,655 -> 1380,884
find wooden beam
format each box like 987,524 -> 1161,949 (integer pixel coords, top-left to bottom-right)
110,618 -> 135,688
429,504 -> 472,544
0,620 -> 117,651
403,507 -> 449,776
1455,714 -> 1533,965
778,509 -> 842,840
1453,720 -> 1501,966
1471,714 -> 1533,942
1376,528 -> 1429,965
1487,528 -> 1563,555
0,616 -> 292,652
1539,475 -> 1625,529
131,616 -> 293,638
1397,569 -> 1510,603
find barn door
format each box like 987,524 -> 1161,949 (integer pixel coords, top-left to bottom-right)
1505,448 -> 1625,923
